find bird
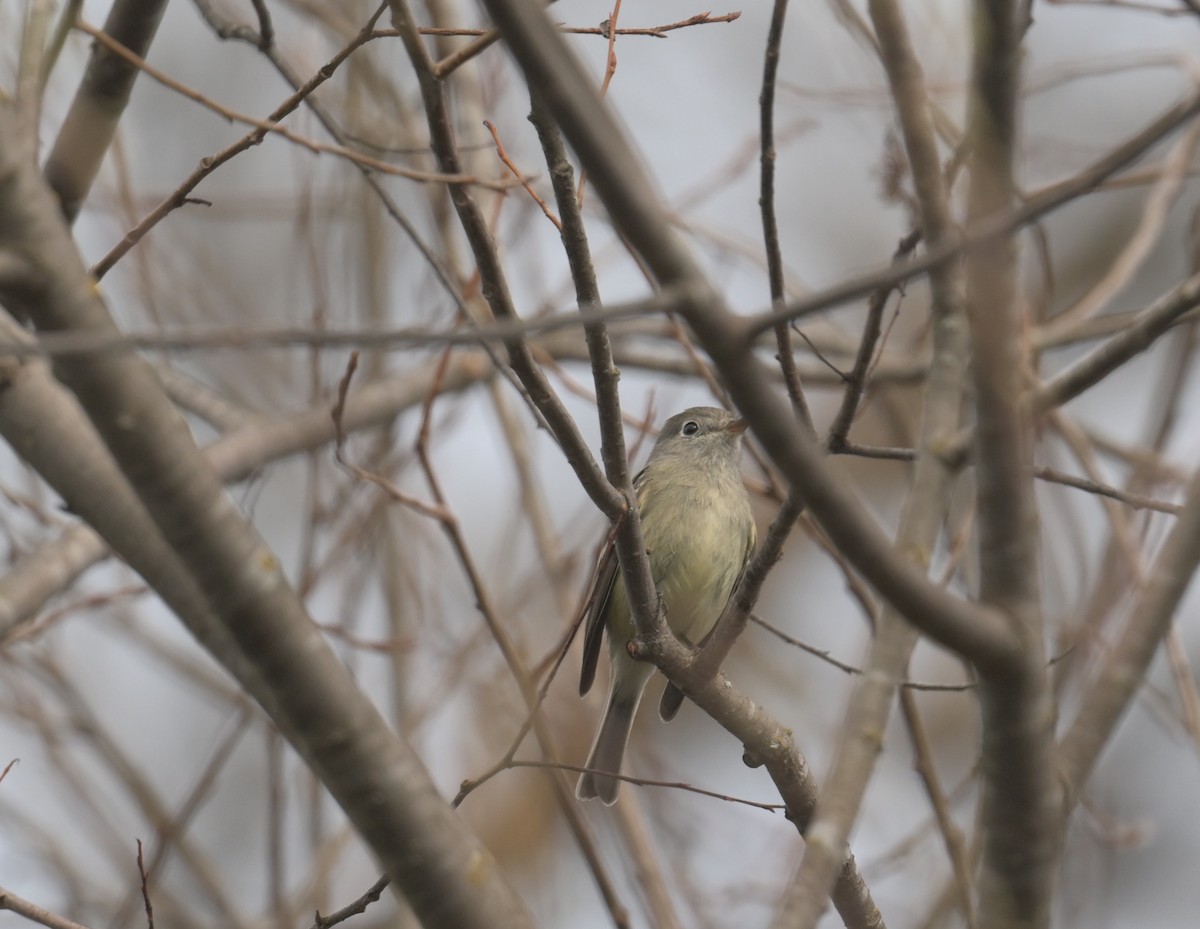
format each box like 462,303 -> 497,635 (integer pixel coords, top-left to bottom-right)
576,406 -> 755,804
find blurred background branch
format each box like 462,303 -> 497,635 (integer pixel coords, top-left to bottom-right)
1,1 -> 1200,929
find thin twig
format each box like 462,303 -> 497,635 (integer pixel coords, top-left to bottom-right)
91,13 -> 391,278
750,615 -> 974,691
508,760 -> 785,810
0,886 -> 95,929
136,840 -> 155,929
759,0 -> 815,431
825,228 -> 922,450
76,20 -> 514,187
482,119 -> 561,230
311,876 -> 390,929
429,9 -> 741,76
749,86 -> 1200,337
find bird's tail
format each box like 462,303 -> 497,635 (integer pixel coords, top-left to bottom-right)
576,688 -> 642,804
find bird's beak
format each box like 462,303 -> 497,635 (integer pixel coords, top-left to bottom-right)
727,418 -> 749,435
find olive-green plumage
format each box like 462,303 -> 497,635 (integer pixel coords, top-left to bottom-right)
577,407 -> 755,804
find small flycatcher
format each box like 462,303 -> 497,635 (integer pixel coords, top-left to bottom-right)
577,406 -> 755,804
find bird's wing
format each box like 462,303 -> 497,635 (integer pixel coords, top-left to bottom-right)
579,467 -> 649,696
578,536 -> 619,696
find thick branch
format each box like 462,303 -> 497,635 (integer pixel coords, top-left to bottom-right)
43,0 -> 169,222
771,0 -> 972,925
964,4 -> 1059,927
0,104 -> 536,929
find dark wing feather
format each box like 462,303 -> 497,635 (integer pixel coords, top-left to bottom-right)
579,535 -> 619,696
579,467 -> 649,696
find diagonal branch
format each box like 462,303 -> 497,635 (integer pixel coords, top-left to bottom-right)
0,104 -> 537,929
1059,460 -> 1200,799
748,86 -> 1200,338
42,0 -> 169,222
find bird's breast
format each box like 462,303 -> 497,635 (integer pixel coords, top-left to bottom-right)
637,471 -> 750,642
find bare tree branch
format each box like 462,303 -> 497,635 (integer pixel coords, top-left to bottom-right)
0,103 -> 537,929
771,0 -> 972,924
749,86 -> 1200,337
42,0 -> 169,222
1060,459 -> 1200,797
0,885 -> 96,929
963,3 -> 1060,927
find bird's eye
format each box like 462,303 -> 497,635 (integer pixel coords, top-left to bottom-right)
681,420 -> 700,437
